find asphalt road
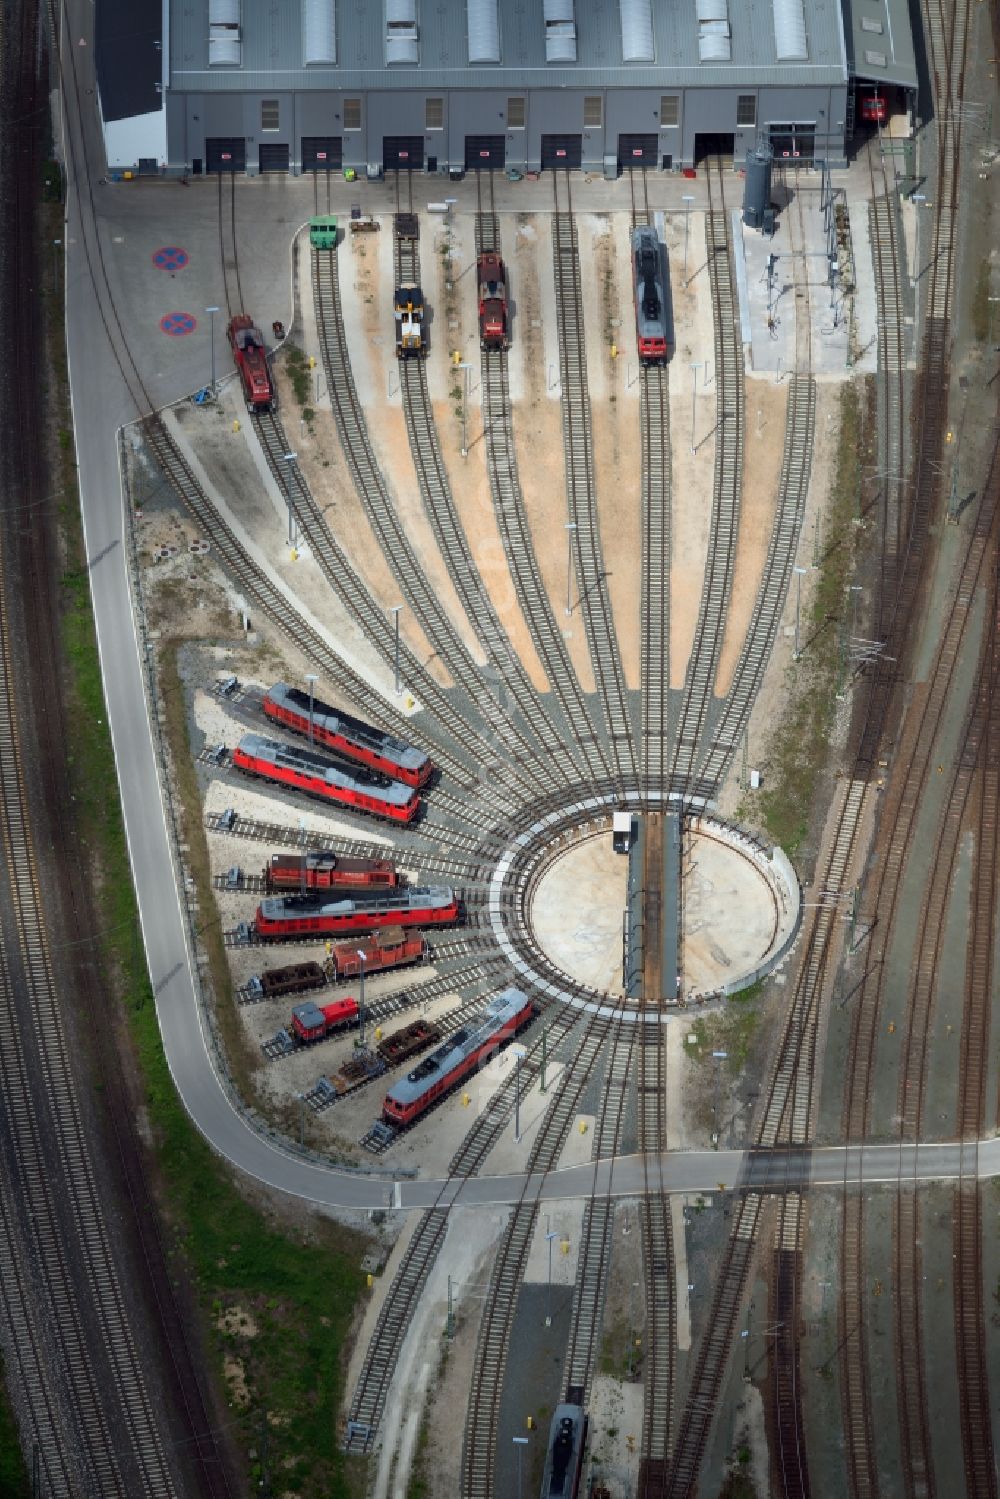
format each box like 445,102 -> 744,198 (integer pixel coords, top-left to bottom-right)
59,19 -> 1000,1215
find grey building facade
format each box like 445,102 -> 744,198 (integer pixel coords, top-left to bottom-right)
100,0 -> 918,174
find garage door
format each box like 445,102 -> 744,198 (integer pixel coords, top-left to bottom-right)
618,134 -> 658,167
258,143 -> 290,173
541,134 -> 582,169
302,136 -> 343,171
465,135 -> 505,169
205,137 -> 246,173
770,125 -> 815,163
383,136 -> 424,170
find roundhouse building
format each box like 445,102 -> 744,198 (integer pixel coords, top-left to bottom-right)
96,0 -> 916,175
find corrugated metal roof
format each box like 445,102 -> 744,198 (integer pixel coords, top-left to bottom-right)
620,0 -> 654,61
546,21 -> 578,60
772,0 -> 807,59
387,0 -> 415,20
543,0 -> 574,20
208,0 -> 239,22
386,29 -> 419,61
842,0 -> 916,85
303,0 -> 336,62
468,0 -> 500,61
208,26 -> 242,63
170,0 -> 850,88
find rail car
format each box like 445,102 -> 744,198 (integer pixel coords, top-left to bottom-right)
262,682 -> 432,788
255,886 -> 460,942
289,995 -> 360,1044
377,1017 -> 442,1068
324,1048 -> 386,1097
539,1404 -> 588,1499
247,961 -> 326,1001
227,315 -> 275,412
381,987 -> 532,1129
328,927 -> 425,980
631,226 -> 671,364
477,252 -> 510,350
394,285 -> 428,359
857,89 -> 887,125
265,851 -> 399,891
232,734 -> 420,824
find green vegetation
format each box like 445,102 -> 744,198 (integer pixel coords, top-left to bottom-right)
684,998 -> 762,1074
283,341 -> 316,411
42,179 -> 368,1498
970,258 -> 993,344
742,381 -> 870,858
0,1357 -> 29,1499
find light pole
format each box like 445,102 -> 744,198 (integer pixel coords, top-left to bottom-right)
52,237 -> 62,288
205,305 -> 220,392
282,451 -> 298,547
296,1092 -> 305,1148
356,950 -> 367,1046
390,604 -> 403,695
513,1436 -> 528,1499
690,361 -> 701,456
682,194 -> 694,284
305,672 -> 318,744
544,1224 -> 559,1326
512,1043 -> 527,1141
793,566 -> 808,660
564,521 -> 577,616
711,1050 -> 728,1144
457,360 -> 471,457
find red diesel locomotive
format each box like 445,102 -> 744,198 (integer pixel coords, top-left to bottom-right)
232,734 -> 420,823
255,886 -> 459,942
381,987 -> 532,1129
227,315 -> 274,412
289,995 -> 359,1044
265,851 -> 399,890
263,682 -> 432,788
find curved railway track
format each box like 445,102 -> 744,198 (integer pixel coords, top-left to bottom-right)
388,178 -> 583,790
551,170 -> 639,792
697,175 -> 815,793
669,157 -> 744,797
474,174 -> 616,788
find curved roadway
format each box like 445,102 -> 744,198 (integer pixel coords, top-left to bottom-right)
60,68 -> 999,1214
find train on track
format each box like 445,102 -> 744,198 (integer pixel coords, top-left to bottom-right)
631,226 -> 671,364
263,681 -> 432,788
255,886 -> 460,942
477,252 -> 510,350
227,315 -> 275,411
328,927 -> 425,979
377,1016 -> 442,1068
394,285 -> 427,359
290,994 -> 360,1043
265,850 -> 399,890
857,88 -> 887,124
246,960 -> 326,1001
380,986 -> 532,1129
539,1404 -> 588,1499
232,733 -> 420,823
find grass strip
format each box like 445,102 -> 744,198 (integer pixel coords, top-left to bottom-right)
43,175 -> 369,1498
0,1355 -> 29,1499
742,380 -> 872,859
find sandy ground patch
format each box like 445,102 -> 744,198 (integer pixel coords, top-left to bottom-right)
714,380 -> 789,696
530,832 -> 629,995
666,212 -> 718,688
509,214 -> 597,693
577,213 -> 643,691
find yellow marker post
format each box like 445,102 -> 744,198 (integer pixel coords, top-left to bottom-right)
232,419 -> 241,433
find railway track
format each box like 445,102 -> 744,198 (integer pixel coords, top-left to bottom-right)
669,156 -> 744,797
344,998 -> 584,1453
205,806 -> 480,881
474,174 -> 615,788
628,169 -> 674,795
697,175 -> 815,793
868,172 -> 907,600
637,1010 -> 676,1496
252,407 -> 550,812
389,181 -> 581,791
551,170 -> 639,792
217,170 -> 245,321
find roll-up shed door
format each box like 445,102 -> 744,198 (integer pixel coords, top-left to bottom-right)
464,135 -> 505,169
302,137 -> 344,170
258,143 -> 290,173
541,134 -> 582,169
206,137 -> 246,172
618,133 -> 657,167
383,136 -> 424,169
